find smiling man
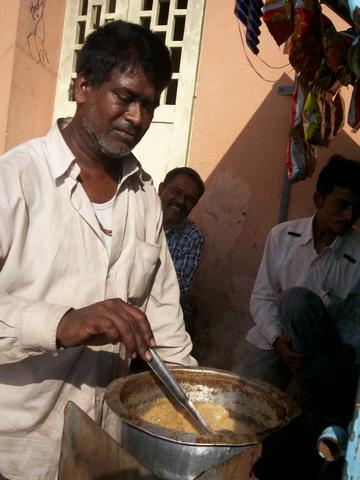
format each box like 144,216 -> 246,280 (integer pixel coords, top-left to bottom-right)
236,154 -> 360,427
0,21 -> 196,479
159,168 -> 205,333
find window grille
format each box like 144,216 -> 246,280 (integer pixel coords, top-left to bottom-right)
63,0 -> 190,109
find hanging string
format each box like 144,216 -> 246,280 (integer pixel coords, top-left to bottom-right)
236,20 -> 293,83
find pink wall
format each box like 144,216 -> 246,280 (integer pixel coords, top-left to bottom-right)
0,1 -> 21,153
187,1 -> 360,369
4,0 -> 66,151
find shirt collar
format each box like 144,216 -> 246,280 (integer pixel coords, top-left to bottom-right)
45,120 -> 77,181
307,213 -> 350,254
45,120 -> 140,184
300,215 -> 315,246
331,229 -> 351,254
165,219 -> 190,235
119,153 -> 140,186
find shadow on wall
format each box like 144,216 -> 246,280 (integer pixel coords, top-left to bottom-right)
188,73 -> 360,371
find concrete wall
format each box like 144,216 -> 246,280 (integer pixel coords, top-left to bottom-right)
0,0 -> 66,153
187,1 -> 360,369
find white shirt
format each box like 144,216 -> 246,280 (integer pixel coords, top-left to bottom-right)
246,216 -> 360,353
0,122 -> 196,479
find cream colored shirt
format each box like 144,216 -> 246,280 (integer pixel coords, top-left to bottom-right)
247,216 -> 360,352
0,122 -> 196,479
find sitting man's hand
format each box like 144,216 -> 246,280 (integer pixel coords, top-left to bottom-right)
273,335 -> 307,372
56,299 -> 155,362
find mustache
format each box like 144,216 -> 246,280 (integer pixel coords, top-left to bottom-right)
111,121 -> 138,135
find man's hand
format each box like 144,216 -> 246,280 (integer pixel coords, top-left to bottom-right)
56,299 -> 155,361
273,335 -> 307,372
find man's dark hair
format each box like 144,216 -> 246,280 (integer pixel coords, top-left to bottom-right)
316,154 -> 360,198
163,167 -> 205,199
76,20 -> 172,92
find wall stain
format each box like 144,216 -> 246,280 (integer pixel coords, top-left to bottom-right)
205,208 -> 218,221
27,0 -> 49,66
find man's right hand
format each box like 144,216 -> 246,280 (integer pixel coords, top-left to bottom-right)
56,299 -> 155,362
273,335 -> 307,372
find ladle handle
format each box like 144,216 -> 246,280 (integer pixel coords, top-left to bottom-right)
147,348 -> 213,437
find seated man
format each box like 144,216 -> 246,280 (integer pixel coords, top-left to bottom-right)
236,154 -> 360,425
159,167 -> 205,333
130,167 -> 204,374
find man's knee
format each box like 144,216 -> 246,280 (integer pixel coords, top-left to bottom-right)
280,287 -> 319,307
280,287 -> 334,352
234,346 -> 291,390
280,287 -> 324,323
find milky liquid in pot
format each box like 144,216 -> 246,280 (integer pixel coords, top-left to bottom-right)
138,398 -> 254,435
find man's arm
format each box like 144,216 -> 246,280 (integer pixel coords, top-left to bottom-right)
0,171 -> 155,365
145,224 -> 197,367
0,280 -> 155,365
249,230 -> 283,346
250,229 -> 307,370
0,192 -> 69,363
56,300 -> 155,360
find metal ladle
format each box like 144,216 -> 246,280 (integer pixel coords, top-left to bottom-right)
147,348 -> 214,437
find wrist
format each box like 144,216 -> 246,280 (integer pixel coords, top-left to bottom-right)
56,308 -> 74,349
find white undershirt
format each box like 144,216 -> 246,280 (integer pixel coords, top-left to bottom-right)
92,196 -> 115,254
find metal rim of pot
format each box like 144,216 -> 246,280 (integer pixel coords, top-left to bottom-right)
105,366 -> 301,447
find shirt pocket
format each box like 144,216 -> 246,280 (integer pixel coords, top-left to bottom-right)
127,239 -> 161,308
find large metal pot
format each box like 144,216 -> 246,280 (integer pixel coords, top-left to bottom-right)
105,367 -> 300,480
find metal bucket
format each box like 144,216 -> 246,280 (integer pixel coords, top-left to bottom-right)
105,367 -> 300,480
